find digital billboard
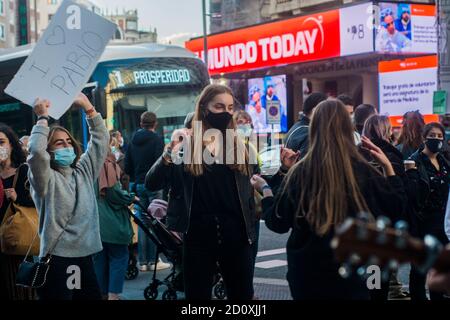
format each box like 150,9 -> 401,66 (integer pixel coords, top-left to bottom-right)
379,55 -> 437,117
375,3 -> 437,54
246,75 -> 287,133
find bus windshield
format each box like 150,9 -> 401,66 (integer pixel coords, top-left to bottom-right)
92,56 -> 209,144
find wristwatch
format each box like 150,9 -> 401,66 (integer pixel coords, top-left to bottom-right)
262,184 -> 271,192
37,115 -> 49,122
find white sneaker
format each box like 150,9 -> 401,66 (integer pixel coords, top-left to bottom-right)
149,259 -> 171,271
139,264 -> 149,272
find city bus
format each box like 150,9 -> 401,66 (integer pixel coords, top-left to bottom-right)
0,43 -> 210,148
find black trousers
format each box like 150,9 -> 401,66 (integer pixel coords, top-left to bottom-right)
409,265 -> 448,301
37,255 -> 102,300
183,214 -> 254,300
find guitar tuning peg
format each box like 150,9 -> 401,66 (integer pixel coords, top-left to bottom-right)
376,216 -> 391,230
338,263 -> 352,279
357,266 -> 367,277
388,259 -> 399,271
381,259 -> 399,282
357,211 -> 371,222
375,217 -> 391,245
338,253 -> 362,279
394,220 -> 409,249
394,220 -> 409,232
349,253 -> 361,265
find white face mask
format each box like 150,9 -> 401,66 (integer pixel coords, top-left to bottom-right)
0,146 -> 10,161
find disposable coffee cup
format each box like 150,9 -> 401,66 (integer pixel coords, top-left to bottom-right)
404,160 -> 416,170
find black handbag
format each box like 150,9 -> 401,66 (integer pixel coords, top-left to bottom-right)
15,207 -> 76,289
16,257 -> 51,288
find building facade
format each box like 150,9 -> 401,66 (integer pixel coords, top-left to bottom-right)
0,0 -> 40,48
107,9 -> 157,44
0,0 -> 17,48
210,0 -> 434,32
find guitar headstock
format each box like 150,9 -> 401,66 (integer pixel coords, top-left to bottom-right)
331,215 -> 431,278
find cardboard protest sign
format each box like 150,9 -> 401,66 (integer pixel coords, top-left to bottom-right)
5,0 -> 116,119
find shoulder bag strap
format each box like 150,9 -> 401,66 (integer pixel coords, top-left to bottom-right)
285,125 -> 308,149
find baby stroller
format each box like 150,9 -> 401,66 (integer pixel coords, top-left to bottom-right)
127,200 -> 226,300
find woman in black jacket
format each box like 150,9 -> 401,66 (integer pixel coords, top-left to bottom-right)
146,84 -> 258,300
362,114 -> 412,300
251,100 -> 407,300
362,115 -> 405,177
406,122 -> 450,300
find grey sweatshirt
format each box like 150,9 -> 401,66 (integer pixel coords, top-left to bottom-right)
27,114 -> 109,258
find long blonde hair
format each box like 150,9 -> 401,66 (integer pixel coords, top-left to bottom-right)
286,99 -> 371,236
362,115 -> 392,142
185,84 -> 251,176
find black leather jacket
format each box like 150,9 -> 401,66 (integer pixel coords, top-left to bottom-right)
145,156 -> 258,244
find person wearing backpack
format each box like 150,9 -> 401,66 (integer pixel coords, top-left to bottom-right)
284,93 -> 327,157
93,139 -> 135,300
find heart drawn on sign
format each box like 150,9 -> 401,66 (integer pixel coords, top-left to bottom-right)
45,25 -> 66,46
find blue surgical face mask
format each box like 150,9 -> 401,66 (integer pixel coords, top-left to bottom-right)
54,147 -> 76,167
237,124 -> 253,137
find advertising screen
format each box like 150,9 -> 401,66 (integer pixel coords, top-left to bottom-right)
375,3 -> 437,54
246,75 -> 287,133
186,3 -> 373,75
379,55 -> 437,117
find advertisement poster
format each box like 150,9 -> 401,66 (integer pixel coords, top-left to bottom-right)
246,75 -> 287,133
379,55 -> 438,116
186,3 -> 373,75
375,3 -> 437,54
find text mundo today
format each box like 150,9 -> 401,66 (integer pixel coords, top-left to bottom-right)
198,29 -> 319,71
168,121 -> 282,166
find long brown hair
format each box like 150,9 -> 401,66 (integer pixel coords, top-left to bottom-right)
398,111 -> 425,151
286,99 -> 371,236
47,126 -> 82,171
185,84 -> 251,176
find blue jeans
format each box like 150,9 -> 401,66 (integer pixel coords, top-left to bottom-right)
134,184 -> 162,265
93,243 -> 129,295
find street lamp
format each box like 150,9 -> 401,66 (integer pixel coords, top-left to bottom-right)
202,0 -> 222,69
202,0 -> 208,68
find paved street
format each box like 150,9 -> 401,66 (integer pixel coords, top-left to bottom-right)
122,222 -> 412,300
122,221 -> 291,300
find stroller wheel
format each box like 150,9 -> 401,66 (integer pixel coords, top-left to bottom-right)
125,265 -> 139,280
213,280 -> 226,300
144,286 -> 158,300
162,289 -> 177,300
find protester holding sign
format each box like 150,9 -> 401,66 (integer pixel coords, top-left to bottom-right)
27,93 -> 109,300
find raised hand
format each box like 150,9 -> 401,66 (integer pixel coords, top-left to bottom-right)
33,98 -> 50,117
73,93 -> 94,112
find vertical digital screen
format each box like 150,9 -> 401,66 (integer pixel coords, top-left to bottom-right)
245,75 -> 287,133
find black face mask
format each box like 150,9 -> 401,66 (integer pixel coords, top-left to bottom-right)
425,138 -> 444,154
206,112 -> 232,131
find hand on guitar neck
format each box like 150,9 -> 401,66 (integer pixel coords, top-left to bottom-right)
331,215 -> 450,294
427,266 -> 450,295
